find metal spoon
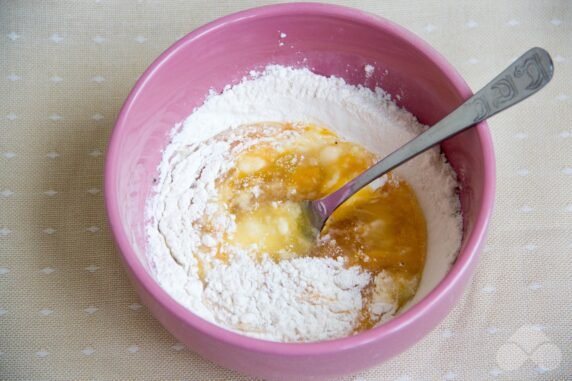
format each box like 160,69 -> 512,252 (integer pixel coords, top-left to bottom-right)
302,47 -> 553,236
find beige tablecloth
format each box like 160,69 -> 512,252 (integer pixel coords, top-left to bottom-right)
1,1 -> 571,380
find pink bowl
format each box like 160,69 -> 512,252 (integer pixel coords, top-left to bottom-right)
105,3 -> 495,380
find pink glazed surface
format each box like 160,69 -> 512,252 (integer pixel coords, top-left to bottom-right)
104,3 -> 495,380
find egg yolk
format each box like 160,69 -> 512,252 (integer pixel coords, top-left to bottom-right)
217,123 -> 427,331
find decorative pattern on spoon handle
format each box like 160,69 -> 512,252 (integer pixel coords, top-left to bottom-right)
468,48 -> 553,123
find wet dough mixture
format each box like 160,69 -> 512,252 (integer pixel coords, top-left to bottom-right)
219,123 -> 427,332
146,66 -> 462,342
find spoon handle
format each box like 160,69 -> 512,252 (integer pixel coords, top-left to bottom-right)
316,47 -> 553,220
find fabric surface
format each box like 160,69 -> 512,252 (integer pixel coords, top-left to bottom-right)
1,0 -> 571,380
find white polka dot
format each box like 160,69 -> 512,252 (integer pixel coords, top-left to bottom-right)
524,243 -> 537,251
424,23 -> 437,33
89,149 -> 103,157
443,371 -> 457,380
562,167 -> 572,175
279,32 -> 287,38
467,57 -> 479,65
516,168 -> 529,176
1,189 -> 14,198
0,268 -> 9,275
87,188 -> 100,195
35,350 -> 49,358
48,113 -> 63,121
127,345 -> 140,353
555,55 -> 566,62
49,75 -> 63,83
550,18 -> 562,26
129,303 -> 143,311
489,368 -> 503,377
486,326 -> 499,334
465,19 -> 479,28
7,32 -> 20,41
441,329 -> 454,338
534,366 -> 550,374
2,152 -> 16,159
92,113 -> 104,121
39,309 -> 53,316
46,151 -> 60,159
44,190 -> 58,197
43,228 -> 56,235
566,204 -> 572,212
40,267 -> 55,274
481,285 -> 496,293
528,282 -> 542,290
84,306 -> 98,315
6,113 -> 18,120
531,324 -> 546,331
93,35 -> 105,44
49,33 -> 64,43
86,226 -> 100,233
0,308 -> 7,316
171,342 -> 185,351
135,35 -> 147,44
556,94 -> 569,101
6,74 -> 21,81
82,347 -> 95,356
85,265 -> 100,272
507,19 -> 520,27
91,75 -> 105,83
559,131 -> 570,138
0,227 -> 12,236
514,132 -> 528,139
520,205 -> 533,213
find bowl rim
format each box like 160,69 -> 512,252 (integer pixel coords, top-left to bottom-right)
105,2 -> 495,355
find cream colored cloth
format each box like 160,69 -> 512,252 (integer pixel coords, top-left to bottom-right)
1,0 -> 571,380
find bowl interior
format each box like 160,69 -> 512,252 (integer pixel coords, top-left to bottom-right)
107,6 -> 488,329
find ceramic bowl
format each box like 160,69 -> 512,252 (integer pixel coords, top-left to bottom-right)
104,3 -> 495,380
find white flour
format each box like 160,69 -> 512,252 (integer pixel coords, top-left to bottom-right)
364,64 -> 375,78
146,66 -> 462,342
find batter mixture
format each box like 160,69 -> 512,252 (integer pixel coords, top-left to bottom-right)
146,66 -> 462,342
